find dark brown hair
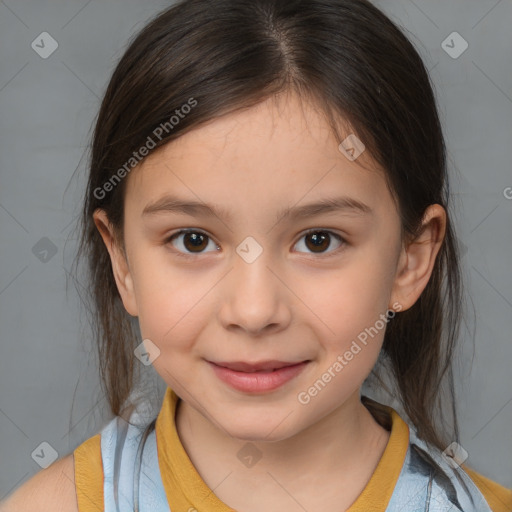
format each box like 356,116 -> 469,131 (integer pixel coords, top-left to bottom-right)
75,0 -> 463,453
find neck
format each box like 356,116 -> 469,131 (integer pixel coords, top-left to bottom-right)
175,390 -> 390,491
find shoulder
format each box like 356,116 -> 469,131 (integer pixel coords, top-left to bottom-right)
463,464 -> 512,512
0,431 -> 105,512
0,453 -> 78,512
387,423 -> 511,512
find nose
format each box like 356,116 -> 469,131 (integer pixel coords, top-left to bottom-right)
218,248 -> 292,336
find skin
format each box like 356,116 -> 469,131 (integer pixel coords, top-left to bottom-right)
94,91 -> 446,511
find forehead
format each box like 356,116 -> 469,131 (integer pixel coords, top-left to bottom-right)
125,93 -> 394,221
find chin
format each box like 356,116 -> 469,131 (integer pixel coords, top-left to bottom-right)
215,406 -> 299,443
224,424 -> 292,443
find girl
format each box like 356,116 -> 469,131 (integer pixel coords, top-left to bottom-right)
2,0 -> 511,511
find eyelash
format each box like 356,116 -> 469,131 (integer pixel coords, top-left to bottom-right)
164,228 -> 347,260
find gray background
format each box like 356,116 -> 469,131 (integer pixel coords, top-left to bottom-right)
0,0 -> 511,500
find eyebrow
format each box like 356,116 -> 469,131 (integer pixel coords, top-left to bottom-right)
142,194 -> 373,223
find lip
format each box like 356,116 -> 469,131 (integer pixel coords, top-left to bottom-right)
211,360 -> 305,372
207,360 -> 310,393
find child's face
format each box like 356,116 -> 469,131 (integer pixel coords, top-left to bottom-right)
96,92 -> 438,441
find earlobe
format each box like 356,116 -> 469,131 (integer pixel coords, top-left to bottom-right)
92,209 -> 139,316
389,204 -> 446,311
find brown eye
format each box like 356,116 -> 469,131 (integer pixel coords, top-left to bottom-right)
294,230 -> 344,255
167,230 -> 219,254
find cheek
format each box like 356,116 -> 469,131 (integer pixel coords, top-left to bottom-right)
138,286 -> 202,341
131,253 -> 216,356
293,258 -> 396,414
135,279 -> 210,388
299,251 -> 396,355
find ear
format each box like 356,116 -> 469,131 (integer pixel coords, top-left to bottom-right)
92,208 -> 138,316
389,204 -> 446,312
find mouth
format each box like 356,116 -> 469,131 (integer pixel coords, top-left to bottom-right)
207,359 -> 310,393
209,360 -> 308,372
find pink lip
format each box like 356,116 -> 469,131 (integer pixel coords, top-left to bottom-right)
208,360 -> 309,393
